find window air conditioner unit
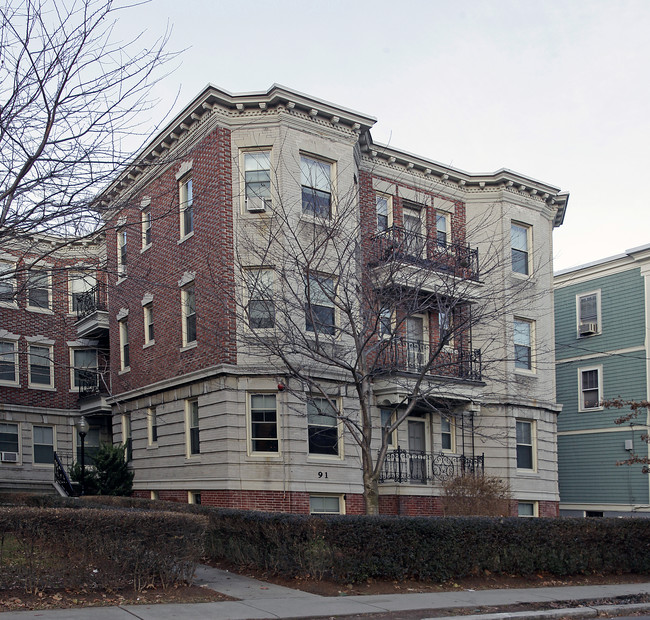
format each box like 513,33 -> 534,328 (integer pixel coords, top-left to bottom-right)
246,196 -> 269,213
579,322 -> 598,336
1,451 -> 18,462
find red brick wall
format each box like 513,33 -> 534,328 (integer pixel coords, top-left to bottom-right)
0,251 -> 102,409
106,125 -> 236,395
379,494 -> 444,516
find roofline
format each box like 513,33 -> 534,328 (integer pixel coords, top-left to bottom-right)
554,242 -> 650,278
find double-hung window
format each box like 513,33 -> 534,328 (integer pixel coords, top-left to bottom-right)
0,422 -> 19,458
301,155 -> 332,218
514,318 -> 533,371
33,425 -> 54,465
249,394 -> 278,454
182,284 -> 197,346
142,208 -> 152,249
577,291 -> 600,336
72,348 -> 98,390
144,303 -> 154,344
0,261 -> 15,304
511,223 -> 530,275
148,407 -> 158,445
403,203 -> 425,258
27,270 -> 50,310
244,151 -> 271,212
516,420 -> 535,470
117,229 -> 127,277
180,176 -> 193,238
376,194 -> 390,232
69,271 -> 95,314
307,397 -> 339,456
245,269 -> 275,329
305,274 -> 335,335
381,408 -> 397,448
441,416 -> 454,451
119,319 -> 130,370
28,345 -> 52,388
187,399 -> 200,456
436,212 -> 449,246
580,367 -> 602,410
0,340 -> 18,385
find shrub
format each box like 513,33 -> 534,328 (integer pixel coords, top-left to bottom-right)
440,474 -> 511,516
70,443 -> 134,496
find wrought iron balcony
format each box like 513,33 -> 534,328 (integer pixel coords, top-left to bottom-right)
76,284 -> 107,320
371,227 -> 480,281
377,338 -> 482,381
379,447 -> 485,484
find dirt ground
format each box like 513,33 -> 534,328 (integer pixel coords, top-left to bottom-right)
2,563 -> 650,613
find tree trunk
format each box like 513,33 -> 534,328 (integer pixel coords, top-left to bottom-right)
363,470 -> 380,515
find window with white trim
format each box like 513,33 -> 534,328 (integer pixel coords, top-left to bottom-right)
0,260 -> 15,304
518,501 -> 538,517
516,420 -> 535,470
72,348 -> 98,390
119,318 -> 130,370
186,399 -> 200,456
249,394 -> 278,454
379,306 -> 392,338
439,309 -> 453,347
188,492 -> 202,504
33,425 -> 54,465
179,176 -> 193,237
0,422 -> 19,458
577,291 -> 600,337
381,408 -> 397,449
122,414 -> 132,462
245,268 -> 275,329
68,271 -> 95,314
301,155 -> 332,218
511,222 -> 530,275
514,318 -> 533,371
307,397 -> 339,456
144,303 -> 154,344
142,208 -> 152,249
117,228 -> 127,277
309,495 -> 344,514
0,340 -> 18,385
579,367 -> 602,410
27,270 -> 50,310
376,194 -> 391,232
436,211 -> 450,247
28,344 -> 53,388
182,284 -> 197,346
305,273 -> 335,335
148,407 -> 158,445
441,416 -> 455,452
244,151 -> 271,212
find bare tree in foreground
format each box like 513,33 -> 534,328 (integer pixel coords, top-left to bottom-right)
230,161 -> 537,515
0,0 -> 176,250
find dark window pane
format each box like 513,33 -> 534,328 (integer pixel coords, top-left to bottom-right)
515,344 -> 531,370
517,445 -> 533,469
512,249 -> 528,275
301,187 -> 331,218
305,304 -> 335,334
248,300 -> 275,329
308,426 -> 338,455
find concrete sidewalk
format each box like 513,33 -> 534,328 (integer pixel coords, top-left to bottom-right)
1,564 -> 650,619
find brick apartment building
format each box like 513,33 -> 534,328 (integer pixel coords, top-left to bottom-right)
1,85 -> 569,516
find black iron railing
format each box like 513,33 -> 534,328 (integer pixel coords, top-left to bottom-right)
379,447 -> 484,484
76,284 -> 107,320
54,451 -> 79,496
371,227 -> 480,281
378,339 -> 482,381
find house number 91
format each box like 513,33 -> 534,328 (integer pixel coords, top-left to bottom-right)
318,471 -> 328,478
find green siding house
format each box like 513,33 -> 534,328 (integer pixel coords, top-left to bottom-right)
555,245 -> 650,516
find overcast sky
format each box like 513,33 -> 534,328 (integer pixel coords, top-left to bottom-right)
119,0 -> 650,272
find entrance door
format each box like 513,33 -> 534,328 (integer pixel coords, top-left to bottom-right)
406,316 -> 427,370
403,207 -> 424,258
408,419 -> 427,483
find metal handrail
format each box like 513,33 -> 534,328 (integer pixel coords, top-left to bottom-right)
54,451 -> 78,496
76,284 -> 107,320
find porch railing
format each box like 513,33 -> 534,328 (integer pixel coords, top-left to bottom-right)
378,339 -> 482,381
76,284 -> 107,320
371,226 -> 480,281
379,447 -> 484,484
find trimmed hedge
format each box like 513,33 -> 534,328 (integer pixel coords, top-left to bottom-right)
0,506 -> 207,592
3,494 -> 650,584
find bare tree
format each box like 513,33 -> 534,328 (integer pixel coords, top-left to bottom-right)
0,0 -> 175,250
229,158 -> 539,515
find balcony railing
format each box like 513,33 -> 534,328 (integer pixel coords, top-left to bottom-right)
76,284 -> 107,320
379,447 -> 484,484
378,338 -> 482,381
371,227 -> 480,281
